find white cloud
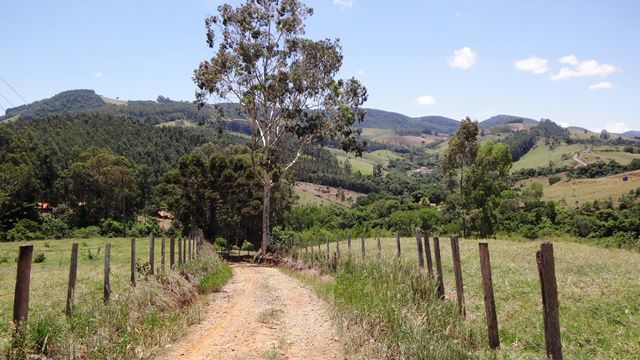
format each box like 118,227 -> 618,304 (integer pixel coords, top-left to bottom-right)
559,122 -> 570,128
95,72 -> 102,78
333,0 -> 353,9
448,47 -> 478,70
551,56 -> 618,80
605,122 -> 631,134
558,55 -> 579,65
588,81 -> 614,90
514,56 -> 549,74
417,95 -> 436,106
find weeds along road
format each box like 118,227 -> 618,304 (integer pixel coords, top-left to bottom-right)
159,263 -> 342,360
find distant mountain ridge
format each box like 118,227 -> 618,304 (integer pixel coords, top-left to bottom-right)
4,89 -> 625,136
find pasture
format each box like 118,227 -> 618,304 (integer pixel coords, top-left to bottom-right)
302,236 -> 640,359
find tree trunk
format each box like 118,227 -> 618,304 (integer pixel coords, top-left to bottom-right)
261,183 -> 272,254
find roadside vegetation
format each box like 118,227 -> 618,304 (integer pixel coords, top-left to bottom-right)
0,237 -> 231,359
286,236 -> 640,359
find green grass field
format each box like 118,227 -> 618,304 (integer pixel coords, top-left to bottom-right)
582,149 -> 640,165
512,140 -> 587,171
156,119 -> 197,127
304,236 -> 640,359
0,237 -> 178,348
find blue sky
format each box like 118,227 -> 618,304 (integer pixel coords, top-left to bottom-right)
1,0 -> 638,132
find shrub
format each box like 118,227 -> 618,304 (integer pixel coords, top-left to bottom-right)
241,240 -> 254,255
129,217 -> 161,237
519,224 -> 539,240
100,219 -> 123,237
71,226 -> 101,239
6,219 -> 45,241
0,254 -> 9,264
33,251 -> 46,263
214,237 -> 227,252
40,214 -> 68,239
548,175 -> 561,185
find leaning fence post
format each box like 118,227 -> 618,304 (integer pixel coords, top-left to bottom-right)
66,243 -> 79,317
451,236 -> 466,317
149,236 -> 155,275
433,237 -> 445,300
131,237 -> 136,286
13,245 -> 33,325
104,243 -> 111,303
360,235 -> 366,259
415,228 -> 425,268
423,231 -> 434,278
537,242 -> 563,360
479,243 -> 499,349
396,233 -> 401,259
170,236 -> 175,268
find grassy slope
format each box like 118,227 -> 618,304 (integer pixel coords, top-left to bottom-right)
512,140 -> 587,171
544,169 -> 640,206
582,149 -> 640,165
295,236 -> 640,359
156,119 -> 197,127
294,186 -> 335,206
0,237 -> 231,358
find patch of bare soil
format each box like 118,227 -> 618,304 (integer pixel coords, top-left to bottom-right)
158,263 -> 342,360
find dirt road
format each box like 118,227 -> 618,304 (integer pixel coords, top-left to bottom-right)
159,263 -> 342,360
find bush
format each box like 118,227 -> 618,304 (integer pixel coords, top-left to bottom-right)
519,224 -> 539,240
0,254 -> 9,264
100,219 -> 124,237
33,251 -> 46,263
71,226 -> 101,238
214,237 -> 228,252
129,217 -> 161,237
548,175 -> 561,185
6,219 -> 45,241
40,214 -> 69,239
241,240 -> 254,255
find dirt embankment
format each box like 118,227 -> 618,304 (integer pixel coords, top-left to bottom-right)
159,263 -> 342,360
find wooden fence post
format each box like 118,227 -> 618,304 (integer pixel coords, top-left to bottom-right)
415,228 -> 424,268
66,243 -> 79,317
131,238 -> 136,286
335,235 -> 341,258
178,237 -> 183,265
347,234 -> 351,254
396,233 -> 401,259
161,237 -> 166,271
326,236 -> 330,260
104,243 -> 111,303
189,236 -> 193,260
311,244 -> 314,267
537,242 -> 563,360
13,245 -> 33,325
376,234 -> 381,258
433,237 -> 444,300
423,231 -> 434,278
170,236 -> 175,268
360,235 -> 366,258
451,236 -> 466,317
183,236 -> 187,262
149,236 -> 155,275
479,243 -> 499,349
